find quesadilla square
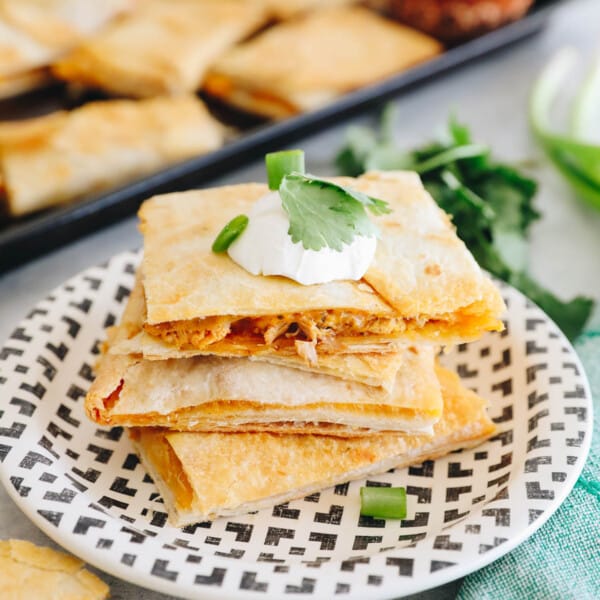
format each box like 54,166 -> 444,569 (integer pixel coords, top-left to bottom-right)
129,366 -> 495,524
86,344 -> 441,435
52,0 -> 269,98
109,276 -> 405,390
0,96 -> 224,216
137,171 -> 505,362
204,6 -> 442,119
0,0 -> 131,98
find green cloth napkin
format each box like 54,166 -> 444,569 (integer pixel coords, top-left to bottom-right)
458,328 -> 600,600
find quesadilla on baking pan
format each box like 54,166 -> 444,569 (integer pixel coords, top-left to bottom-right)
0,96 -> 224,216
109,277 -> 405,390
204,6 -> 442,118
52,0 -> 268,98
135,171 -> 504,363
129,366 -> 496,525
0,0 -> 131,98
86,344 -> 441,434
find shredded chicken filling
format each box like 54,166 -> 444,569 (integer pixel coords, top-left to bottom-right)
142,303 -> 503,355
143,309 -> 406,351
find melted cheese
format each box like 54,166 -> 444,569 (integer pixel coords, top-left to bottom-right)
143,309 -> 406,351
143,302 -> 502,356
130,429 -> 194,510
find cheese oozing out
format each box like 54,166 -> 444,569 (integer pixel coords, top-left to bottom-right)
228,191 -> 376,285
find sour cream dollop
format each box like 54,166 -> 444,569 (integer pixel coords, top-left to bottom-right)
227,191 -> 376,285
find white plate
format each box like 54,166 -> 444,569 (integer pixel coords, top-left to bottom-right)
0,251 -> 592,599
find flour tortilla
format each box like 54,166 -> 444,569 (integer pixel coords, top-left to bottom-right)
203,6 -> 442,118
0,0 -> 130,98
138,171 -> 504,348
87,344 -> 440,434
52,0 -> 268,97
0,539 -> 109,600
109,277 -> 405,389
0,96 -> 224,216
129,366 -> 495,524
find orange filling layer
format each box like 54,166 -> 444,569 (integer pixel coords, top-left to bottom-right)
204,74 -> 298,117
143,306 -> 502,353
144,309 -> 406,351
131,429 -> 194,510
100,398 -> 441,428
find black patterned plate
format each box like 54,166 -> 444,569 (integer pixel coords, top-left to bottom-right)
0,251 -> 592,599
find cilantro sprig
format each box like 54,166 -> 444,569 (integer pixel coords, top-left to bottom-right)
212,149 -> 391,256
280,173 -> 390,252
336,106 -> 594,341
263,149 -> 390,252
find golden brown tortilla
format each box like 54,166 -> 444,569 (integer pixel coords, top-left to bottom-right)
0,96 -> 224,216
259,0 -> 359,20
52,0 -> 269,97
0,0 -> 130,98
109,276 -> 405,389
138,171 -> 504,357
0,539 -> 109,600
0,68 -> 50,99
129,366 -> 496,524
204,6 -> 442,118
87,345 -> 441,434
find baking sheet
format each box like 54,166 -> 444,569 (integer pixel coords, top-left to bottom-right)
0,1 -> 560,273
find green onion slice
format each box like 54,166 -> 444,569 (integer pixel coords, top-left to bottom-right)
360,486 -> 407,519
530,48 -> 600,211
211,214 -> 249,253
265,149 -> 305,190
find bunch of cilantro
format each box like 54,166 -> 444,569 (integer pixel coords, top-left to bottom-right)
336,106 -> 594,341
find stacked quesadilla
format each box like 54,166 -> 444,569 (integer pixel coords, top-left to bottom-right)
86,169 -> 503,525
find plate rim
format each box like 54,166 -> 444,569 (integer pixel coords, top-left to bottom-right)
0,249 -> 593,600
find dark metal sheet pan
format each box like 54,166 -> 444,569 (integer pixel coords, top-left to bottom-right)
0,1 -> 561,273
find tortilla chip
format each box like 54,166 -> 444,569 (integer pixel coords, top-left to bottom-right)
0,539 -> 109,600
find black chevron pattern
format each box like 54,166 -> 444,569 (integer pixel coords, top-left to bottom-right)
0,253 -> 591,597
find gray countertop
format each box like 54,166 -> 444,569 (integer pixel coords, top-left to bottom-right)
1,1 -> 599,598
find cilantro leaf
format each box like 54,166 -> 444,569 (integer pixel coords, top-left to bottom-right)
279,173 -> 387,252
335,108 -> 595,340
301,174 -> 391,216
